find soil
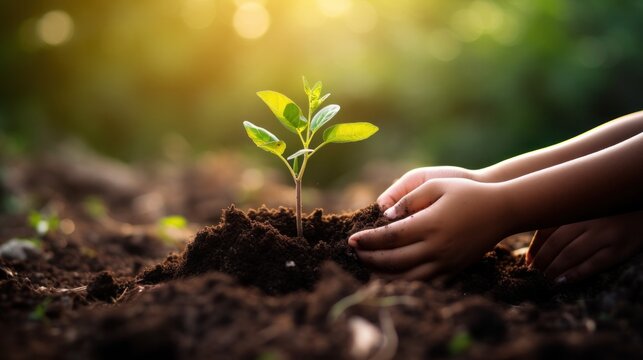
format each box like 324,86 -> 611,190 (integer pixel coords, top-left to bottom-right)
1,151 -> 642,359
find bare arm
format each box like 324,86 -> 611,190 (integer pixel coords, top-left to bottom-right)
479,110 -> 643,182
504,131 -> 643,233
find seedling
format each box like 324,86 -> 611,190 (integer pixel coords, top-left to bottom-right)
243,77 -> 378,237
156,215 -> 188,245
28,210 -> 59,236
448,331 -> 472,356
29,297 -> 52,322
83,196 -> 108,220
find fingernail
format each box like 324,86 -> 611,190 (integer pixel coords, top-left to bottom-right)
554,276 -> 567,285
348,235 -> 359,247
383,207 -> 397,219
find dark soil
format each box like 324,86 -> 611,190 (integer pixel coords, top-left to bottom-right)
139,204 -> 387,294
1,152 -> 642,359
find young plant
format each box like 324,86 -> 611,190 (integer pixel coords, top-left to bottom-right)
243,77 -> 378,238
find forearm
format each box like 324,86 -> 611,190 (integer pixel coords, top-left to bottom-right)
503,132 -> 643,234
478,111 -> 643,182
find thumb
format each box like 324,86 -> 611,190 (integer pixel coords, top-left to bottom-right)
377,169 -> 427,211
383,179 -> 445,219
526,227 -> 557,265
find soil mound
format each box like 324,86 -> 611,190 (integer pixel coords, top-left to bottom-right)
140,204 -> 389,294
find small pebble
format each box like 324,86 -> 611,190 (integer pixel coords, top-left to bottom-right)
0,239 -> 41,261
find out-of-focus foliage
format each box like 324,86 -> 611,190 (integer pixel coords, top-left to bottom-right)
1,0 -> 642,186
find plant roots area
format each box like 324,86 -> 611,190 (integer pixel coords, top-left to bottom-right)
1,150 -> 642,359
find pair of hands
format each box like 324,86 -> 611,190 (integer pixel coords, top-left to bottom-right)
348,167 -> 643,283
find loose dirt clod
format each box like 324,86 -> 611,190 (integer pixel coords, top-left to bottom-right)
87,271 -> 126,302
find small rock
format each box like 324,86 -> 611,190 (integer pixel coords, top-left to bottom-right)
0,239 -> 41,261
348,316 -> 383,359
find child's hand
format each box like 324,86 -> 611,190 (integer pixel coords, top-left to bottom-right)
377,166 -> 481,211
526,211 -> 643,284
349,178 -> 510,280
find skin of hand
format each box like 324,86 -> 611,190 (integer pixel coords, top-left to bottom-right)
349,178 -> 510,280
526,211 -> 643,284
360,112 -> 643,281
376,166 -> 483,211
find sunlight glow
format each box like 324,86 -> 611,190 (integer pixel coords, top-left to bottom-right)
345,0 -> 378,34
36,10 -> 74,46
181,0 -> 217,30
316,0 -> 353,18
451,1 -> 505,42
233,2 -> 271,39
427,30 -> 462,62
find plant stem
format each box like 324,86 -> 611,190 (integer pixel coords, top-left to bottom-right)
295,178 -> 303,238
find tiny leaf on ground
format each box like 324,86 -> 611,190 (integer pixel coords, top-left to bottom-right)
159,215 -> 187,229
448,331 -> 472,356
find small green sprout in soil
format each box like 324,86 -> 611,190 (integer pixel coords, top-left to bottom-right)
448,330 -> 472,356
28,210 -> 59,236
29,297 -> 52,322
157,215 -> 188,245
243,77 -> 378,237
83,196 -> 108,220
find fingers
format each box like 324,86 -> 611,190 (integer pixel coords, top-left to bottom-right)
382,180 -> 443,219
348,211 -> 426,250
543,233 -> 604,280
557,247 -> 618,283
526,227 -> 558,265
529,225 -> 585,271
356,241 -> 432,273
377,169 -> 427,211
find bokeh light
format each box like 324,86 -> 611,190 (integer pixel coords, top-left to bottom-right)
36,10 -> 74,46
1,0 -> 642,187
181,0 -> 217,30
233,2 -> 270,39
316,0 -> 353,18
344,0 -> 378,34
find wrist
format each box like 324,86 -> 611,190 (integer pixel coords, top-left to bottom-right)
490,181 -> 522,236
471,167 -> 496,183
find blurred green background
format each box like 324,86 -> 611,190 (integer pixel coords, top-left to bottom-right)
1,0 -> 642,186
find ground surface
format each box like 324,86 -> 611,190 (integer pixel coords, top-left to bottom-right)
1,148 -> 642,359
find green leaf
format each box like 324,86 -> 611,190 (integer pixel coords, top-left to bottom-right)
256,91 -> 306,133
303,76 -> 311,95
310,104 -> 340,133
287,148 -> 314,160
318,93 -> 330,104
29,298 -> 51,321
159,215 -> 187,229
448,331 -> 472,356
27,211 -> 59,236
243,121 -> 286,156
83,196 -> 107,220
323,122 -> 379,143
311,81 -> 322,98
